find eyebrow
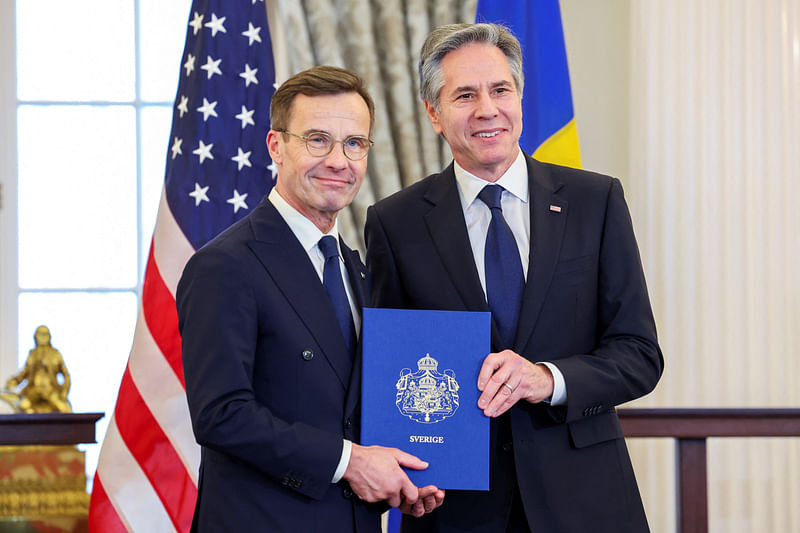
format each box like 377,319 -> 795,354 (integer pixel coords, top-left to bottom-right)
300,128 -> 369,139
451,80 -> 514,94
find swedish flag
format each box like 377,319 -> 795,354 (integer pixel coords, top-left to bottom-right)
476,0 -> 582,168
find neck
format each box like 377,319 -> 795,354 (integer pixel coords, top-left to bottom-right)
308,212 -> 337,234
274,184 -> 338,234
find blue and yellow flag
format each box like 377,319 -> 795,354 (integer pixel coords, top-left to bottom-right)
476,0 -> 582,168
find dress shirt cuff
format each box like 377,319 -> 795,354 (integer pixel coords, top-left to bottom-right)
332,439 -> 352,483
538,362 -> 567,406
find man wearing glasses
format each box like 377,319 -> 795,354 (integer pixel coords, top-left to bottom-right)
177,65 -> 443,533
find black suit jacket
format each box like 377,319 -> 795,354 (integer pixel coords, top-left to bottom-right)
365,155 -> 663,533
177,197 -> 380,532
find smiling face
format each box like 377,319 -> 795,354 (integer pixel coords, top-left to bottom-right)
425,42 -> 523,182
267,92 -> 370,232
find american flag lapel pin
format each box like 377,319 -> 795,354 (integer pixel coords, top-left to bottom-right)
549,205 -> 562,213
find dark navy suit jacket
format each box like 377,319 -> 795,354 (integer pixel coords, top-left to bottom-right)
365,154 -> 663,533
177,197 -> 380,532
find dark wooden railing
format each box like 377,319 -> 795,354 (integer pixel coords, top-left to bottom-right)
618,408 -> 800,533
0,412 -> 104,445
4,410 -> 798,532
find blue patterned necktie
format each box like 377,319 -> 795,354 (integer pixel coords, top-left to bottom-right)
318,235 -> 357,357
478,185 -> 524,349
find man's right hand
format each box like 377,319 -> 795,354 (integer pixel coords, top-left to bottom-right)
342,443 -> 428,507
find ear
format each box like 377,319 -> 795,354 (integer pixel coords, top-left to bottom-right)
266,130 -> 283,165
424,101 -> 443,135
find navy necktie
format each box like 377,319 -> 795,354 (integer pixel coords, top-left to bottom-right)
478,185 -> 524,349
318,235 -> 357,357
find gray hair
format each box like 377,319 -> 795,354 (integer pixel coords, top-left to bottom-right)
418,23 -> 524,111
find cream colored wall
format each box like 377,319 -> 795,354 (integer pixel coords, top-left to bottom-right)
561,0 -> 631,182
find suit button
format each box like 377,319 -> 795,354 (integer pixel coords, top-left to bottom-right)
502,442 -> 513,452
344,418 -> 352,430
343,487 -> 353,498
302,349 -> 314,361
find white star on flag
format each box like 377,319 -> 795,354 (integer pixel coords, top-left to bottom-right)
201,55 -> 222,79
205,13 -> 227,36
242,23 -> 262,45
232,148 -> 252,170
193,140 -> 214,164
197,98 -> 219,122
240,64 -> 258,87
184,54 -> 196,76
189,12 -> 204,35
189,183 -> 210,206
177,95 -> 189,117
227,189 -> 249,213
268,161 -> 278,179
171,137 -> 183,159
235,105 -> 255,129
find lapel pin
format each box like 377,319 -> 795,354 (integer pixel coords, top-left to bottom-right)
549,205 -> 562,213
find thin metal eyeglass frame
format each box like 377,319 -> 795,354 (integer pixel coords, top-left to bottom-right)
276,129 -> 374,161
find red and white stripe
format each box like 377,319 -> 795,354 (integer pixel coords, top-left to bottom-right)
89,189 -> 200,532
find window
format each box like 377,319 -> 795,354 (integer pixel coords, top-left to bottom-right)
2,0 -> 191,481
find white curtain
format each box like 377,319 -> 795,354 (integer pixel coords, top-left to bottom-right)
625,1 -> 800,531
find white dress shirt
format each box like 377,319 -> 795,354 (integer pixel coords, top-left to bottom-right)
452,150 -> 567,406
268,188 -> 355,482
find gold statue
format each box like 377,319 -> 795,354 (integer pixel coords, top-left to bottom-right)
4,325 -> 72,413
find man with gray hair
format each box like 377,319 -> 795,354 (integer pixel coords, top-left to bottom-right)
365,23 -> 662,532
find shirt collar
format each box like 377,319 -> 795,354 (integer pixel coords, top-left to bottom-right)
268,187 -> 340,254
453,149 -> 529,208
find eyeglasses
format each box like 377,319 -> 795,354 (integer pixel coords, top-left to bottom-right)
277,130 -> 374,161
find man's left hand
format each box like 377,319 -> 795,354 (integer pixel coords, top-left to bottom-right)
477,350 -> 554,417
397,485 -> 445,517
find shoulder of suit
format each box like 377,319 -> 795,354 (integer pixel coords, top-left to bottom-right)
530,156 -> 620,194
193,208 -> 260,257
371,170 -> 448,213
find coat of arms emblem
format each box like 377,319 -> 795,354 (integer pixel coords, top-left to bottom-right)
395,353 -> 460,423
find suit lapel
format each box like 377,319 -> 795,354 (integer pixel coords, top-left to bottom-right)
423,166 -> 490,314
419,158 -> 570,352
245,200 -> 353,389
515,156 -> 568,351
341,240 -> 370,417
340,240 -> 370,311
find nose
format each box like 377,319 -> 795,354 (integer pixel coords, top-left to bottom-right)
474,91 -> 499,119
323,141 -> 349,169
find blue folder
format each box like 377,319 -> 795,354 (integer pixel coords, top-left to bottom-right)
360,308 -> 490,490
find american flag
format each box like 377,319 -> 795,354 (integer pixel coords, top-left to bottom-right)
89,0 -> 275,530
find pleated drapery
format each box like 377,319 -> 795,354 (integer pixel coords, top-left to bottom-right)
626,1 -> 800,531
268,0 -> 476,252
